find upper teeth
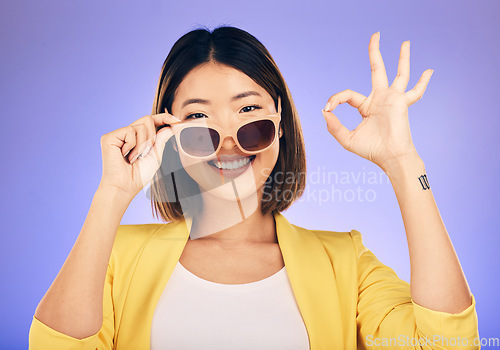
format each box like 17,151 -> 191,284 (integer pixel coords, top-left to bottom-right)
212,156 -> 252,170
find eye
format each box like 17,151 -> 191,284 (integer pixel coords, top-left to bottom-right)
185,112 -> 208,120
240,104 -> 262,113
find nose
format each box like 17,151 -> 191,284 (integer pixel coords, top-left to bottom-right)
219,135 -> 239,151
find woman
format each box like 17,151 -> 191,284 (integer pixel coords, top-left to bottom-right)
29,26 -> 479,349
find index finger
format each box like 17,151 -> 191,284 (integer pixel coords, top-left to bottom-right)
150,110 -> 182,128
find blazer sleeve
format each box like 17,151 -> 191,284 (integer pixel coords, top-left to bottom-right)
351,229 -> 480,350
28,257 -> 115,350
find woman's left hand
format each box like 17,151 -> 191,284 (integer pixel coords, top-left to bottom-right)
322,32 -> 433,172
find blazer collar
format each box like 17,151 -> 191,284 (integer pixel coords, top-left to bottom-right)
116,211 -> 343,349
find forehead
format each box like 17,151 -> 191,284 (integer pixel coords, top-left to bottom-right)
173,63 -> 271,106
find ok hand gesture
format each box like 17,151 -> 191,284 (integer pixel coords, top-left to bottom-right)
322,32 -> 433,172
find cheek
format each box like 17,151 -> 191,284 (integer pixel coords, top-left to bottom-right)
178,153 -> 206,181
253,142 -> 280,184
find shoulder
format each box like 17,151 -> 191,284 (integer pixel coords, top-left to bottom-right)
111,221 -> 181,260
276,212 -> 364,257
106,220 -> 187,280
286,222 -> 369,277
295,222 -> 366,261
114,223 -> 163,247
314,228 -> 366,261
310,227 -> 361,243
299,222 -> 362,247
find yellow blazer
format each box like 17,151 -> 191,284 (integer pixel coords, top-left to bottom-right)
29,211 -> 479,349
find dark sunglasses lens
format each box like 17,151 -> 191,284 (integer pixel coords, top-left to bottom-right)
180,127 -> 220,157
237,120 -> 275,152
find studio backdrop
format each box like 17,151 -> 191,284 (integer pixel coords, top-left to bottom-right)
1,0 -> 498,348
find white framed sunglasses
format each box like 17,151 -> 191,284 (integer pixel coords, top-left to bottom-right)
165,96 -> 282,160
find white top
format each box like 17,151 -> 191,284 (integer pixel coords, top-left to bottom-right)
151,261 -> 310,350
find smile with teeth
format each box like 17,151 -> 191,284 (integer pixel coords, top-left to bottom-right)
208,155 -> 256,170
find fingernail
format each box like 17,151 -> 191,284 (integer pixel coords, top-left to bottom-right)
131,154 -> 139,163
324,102 -> 331,111
164,114 -> 181,124
164,108 -> 181,121
124,149 -> 131,157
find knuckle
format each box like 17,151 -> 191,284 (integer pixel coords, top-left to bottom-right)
132,124 -> 146,134
101,132 -> 111,141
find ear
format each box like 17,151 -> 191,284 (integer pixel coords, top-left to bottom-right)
278,124 -> 284,138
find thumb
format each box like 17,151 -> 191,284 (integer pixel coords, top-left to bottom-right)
134,126 -> 175,191
322,109 -> 351,151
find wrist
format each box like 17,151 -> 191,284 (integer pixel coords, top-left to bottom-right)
380,153 -> 426,182
96,184 -> 136,204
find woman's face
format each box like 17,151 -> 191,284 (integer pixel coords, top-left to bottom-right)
170,62 -> 282,202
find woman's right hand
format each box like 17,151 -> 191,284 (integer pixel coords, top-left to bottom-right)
98,111 -> 181,199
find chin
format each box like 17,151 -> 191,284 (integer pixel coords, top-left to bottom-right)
205,159 -> 259,199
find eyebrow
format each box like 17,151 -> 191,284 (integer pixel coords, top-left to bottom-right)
181,91 -> 262,109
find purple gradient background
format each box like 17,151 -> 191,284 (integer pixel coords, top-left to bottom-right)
1,0 -> 499,348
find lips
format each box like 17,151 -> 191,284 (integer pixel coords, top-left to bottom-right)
207,154 -> 253,162
208,155 -> 256,170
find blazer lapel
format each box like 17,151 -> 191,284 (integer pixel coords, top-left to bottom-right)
275,211 -> 344,349
115,217 -> 192,349
117,212 -> 343,350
